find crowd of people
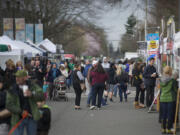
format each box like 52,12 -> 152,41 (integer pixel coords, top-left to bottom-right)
0,55 -> 179,134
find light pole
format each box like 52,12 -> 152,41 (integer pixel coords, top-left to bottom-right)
145,0 -> 148,41
179,0 -> 180,30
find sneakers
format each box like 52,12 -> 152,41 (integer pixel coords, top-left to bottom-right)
166,129 -> 174,134
161,129 -> 166,134
86,104 -> 90,108
110,98 -> 114,102
139,103 -> 146,108
90,106 -> 96,110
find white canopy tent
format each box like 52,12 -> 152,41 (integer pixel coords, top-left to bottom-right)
14,40 -> 43,57
0,36 -> 19,50
0,36 -> 43,57
38,39 -> 56,53
25,40 -> 47,53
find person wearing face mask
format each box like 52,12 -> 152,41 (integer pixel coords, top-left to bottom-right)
143,57 -> 158,108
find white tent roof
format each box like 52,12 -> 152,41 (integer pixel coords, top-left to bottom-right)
0,36 -> 42,56
0,36 -> 19,50
14,40 -> 42,56
38,39 -> 56,53
25,40 -> 47,53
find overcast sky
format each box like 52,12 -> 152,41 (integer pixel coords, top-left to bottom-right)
93,0 -> 145,50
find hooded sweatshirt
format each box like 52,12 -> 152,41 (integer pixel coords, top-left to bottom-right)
160,75 -> 177,102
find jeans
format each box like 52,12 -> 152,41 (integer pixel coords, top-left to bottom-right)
118,84 -> 127,102
113,84 -> 118,97
73,83 -> 82,106
87,87 -> 93,105
66,79 -> 71,88
85,78 -> 91,96
146,86 -> 155,107
135,85 -> 145,104
160,102 -> 174,129
13,118 -> 37,135
92,83 -> 105,108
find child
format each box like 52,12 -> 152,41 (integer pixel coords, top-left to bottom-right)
0,76 -> 11,135
37,96 -> 51,135
160,66 -> 177,134
43,81 -> 49,100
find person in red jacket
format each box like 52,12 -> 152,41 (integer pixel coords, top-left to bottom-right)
90,63 -> 108,110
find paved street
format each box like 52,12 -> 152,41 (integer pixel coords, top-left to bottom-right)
48,87 -> 163,135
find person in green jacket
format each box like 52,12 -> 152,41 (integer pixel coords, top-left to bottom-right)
6,70 -> 43,135
160,66 -> 177,134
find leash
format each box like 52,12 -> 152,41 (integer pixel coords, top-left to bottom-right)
8,111 -> 29,135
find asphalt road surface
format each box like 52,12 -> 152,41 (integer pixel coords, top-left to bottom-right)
48,91 -> 163,135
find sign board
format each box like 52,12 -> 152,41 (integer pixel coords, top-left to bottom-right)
3,18 -> 13,39
35,24 -> 43,44
15,18 -> 25,41
25,24 -> 34,42
146,33 -> 159,58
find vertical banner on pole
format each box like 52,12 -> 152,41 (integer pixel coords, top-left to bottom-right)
35,24 -> 43,44
3,18 -> 13,39
146,33 -> 160,62
25,24 -> 34,43
15,18 -> 25,41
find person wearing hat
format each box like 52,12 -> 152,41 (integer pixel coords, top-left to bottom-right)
6,70 -> 43,135
143,57 -> 158,108
0,76 -> 11,135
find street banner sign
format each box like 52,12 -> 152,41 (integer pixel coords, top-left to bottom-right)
15,18 -> 25,41
146,33 -> 159,57
3,18 -> 13,39
26,24 -> 34,43
35,24 -> 43,44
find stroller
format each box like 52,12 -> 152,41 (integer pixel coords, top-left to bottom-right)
52,75 -> 68,101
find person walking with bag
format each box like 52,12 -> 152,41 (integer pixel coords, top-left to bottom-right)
72,63 -> 85,110
133,63 -> 145,109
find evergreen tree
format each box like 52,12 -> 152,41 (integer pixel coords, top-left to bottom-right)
125,14 -> 136,35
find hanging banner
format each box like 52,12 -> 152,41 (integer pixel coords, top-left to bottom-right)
15,18 -> 25,41
35,24 -> 43,44
146,33 -> 159,57
3,18 -> 13,39
25,24 -> 34,42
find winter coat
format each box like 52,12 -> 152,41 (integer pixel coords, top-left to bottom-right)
0,89 -> 10,124
115,71 -> 129,85
107,67 -> 116,84
4,68 -> 16,88
90,71 -> 108,86
83,64 -> 92,78
6,80 -> 43,128
46,69 -> 61,83
132,68 -> 143,86
143,65 -> 157,87
37,104 -> 51,132
160,76 -> 177,102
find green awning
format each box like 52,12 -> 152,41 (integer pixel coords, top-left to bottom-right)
0,44 -> 9,52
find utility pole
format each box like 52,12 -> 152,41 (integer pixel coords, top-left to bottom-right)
179,0 -> 180,30
145,0 -> 148,41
